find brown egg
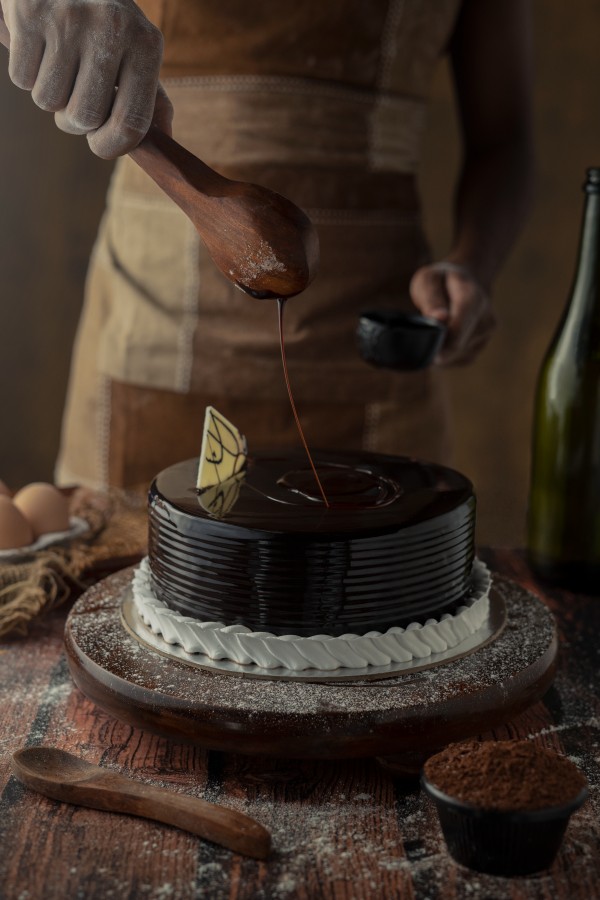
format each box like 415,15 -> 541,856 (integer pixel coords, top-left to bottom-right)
0,480 -> 11,497
0,496 -> 34,549
13,482 -> 70,539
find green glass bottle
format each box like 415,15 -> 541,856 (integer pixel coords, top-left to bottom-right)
527,167 -> 600,592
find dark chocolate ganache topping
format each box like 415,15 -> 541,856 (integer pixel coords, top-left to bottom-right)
148,449 -> 476,637
277,463 -> 402,509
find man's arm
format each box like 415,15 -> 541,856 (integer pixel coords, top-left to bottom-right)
411,0 -> 534,365
1,0 -> 172,158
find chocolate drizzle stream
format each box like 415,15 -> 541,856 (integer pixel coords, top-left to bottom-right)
277,298 -> 329,507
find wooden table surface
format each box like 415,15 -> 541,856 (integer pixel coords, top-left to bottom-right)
0,548 -> 598,900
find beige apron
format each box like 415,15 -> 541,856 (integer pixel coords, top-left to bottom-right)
56,0 -> 461,489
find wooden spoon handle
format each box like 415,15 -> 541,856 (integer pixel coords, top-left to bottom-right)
88,776 -> 272,860
13,766 -> 271,860
130,126 -> 229,212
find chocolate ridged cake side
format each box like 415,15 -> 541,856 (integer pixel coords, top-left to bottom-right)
147,450 -> 476,637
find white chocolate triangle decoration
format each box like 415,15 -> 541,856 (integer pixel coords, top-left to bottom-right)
197,406 -> 248,491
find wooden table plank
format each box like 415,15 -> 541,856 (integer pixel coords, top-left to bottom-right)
0,550 -> 599,899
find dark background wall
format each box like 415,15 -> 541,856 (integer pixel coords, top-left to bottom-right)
0,1 -> 599,545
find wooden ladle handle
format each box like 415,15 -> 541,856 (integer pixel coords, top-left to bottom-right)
129,125 -> 229,211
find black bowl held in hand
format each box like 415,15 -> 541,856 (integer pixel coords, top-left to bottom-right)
356,310 -> 447,371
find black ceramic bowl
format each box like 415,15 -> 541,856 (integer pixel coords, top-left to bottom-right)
422,774 -> 589,876
356,310 -> 447,371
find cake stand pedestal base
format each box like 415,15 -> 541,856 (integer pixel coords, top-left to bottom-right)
64,568 -> 557,763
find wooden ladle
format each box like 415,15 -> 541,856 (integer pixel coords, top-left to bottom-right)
130,128 -> 319,298
0,16 -> 319,299
12,746 -> 271,860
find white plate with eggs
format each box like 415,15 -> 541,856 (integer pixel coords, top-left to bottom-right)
0,481 -> 89,561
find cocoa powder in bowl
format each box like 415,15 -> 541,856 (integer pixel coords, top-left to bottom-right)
423,740 -> 587,811
422,740 -> 589,875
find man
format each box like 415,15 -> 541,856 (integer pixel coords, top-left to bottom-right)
2,0 -> 533,488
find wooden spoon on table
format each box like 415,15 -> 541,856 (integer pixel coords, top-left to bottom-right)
0,16 -> 319,299
12,747 -> 271,860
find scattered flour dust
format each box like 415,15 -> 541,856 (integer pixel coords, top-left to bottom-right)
4,569 -> 599,898
150,886 -> 175,899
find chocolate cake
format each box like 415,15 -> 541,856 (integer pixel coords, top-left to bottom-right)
147,449 -> 476,638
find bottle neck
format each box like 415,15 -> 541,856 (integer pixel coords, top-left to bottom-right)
566,188 -> 600,330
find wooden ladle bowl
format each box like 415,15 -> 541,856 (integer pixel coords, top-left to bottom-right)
130,128 -> 320,299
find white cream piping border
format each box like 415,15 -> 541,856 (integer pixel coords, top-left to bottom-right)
131,558 -> 492,672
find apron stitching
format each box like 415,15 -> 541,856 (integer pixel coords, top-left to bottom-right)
175,224 -> 200,393
98,376 -> 112,490
378,0 -> 408,91
369,0 -> 408,168
112,194 -> 420,225
305,209 -> 419,226
163,74 -> 415,107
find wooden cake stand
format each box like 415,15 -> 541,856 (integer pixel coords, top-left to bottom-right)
64,568 -> 557,767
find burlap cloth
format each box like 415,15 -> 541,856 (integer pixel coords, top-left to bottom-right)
0,488 -> 148,639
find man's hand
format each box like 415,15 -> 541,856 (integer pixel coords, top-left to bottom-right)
2,0 -> 172,158
410,262 -> 497,366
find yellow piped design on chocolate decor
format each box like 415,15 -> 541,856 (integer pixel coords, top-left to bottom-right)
197,406 -> 248,492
